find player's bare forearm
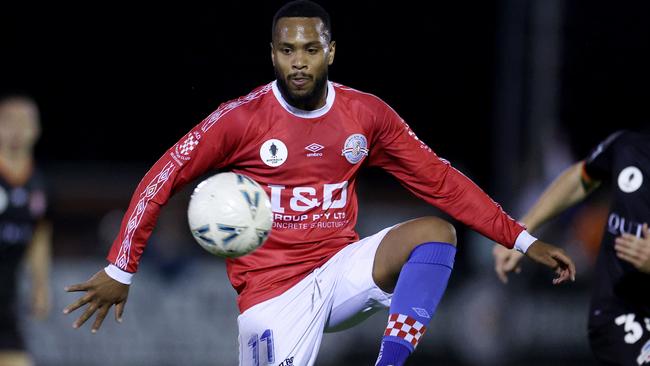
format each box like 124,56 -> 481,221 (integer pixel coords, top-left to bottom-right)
26,221 -> 52,319
521,161 -> 596,232
525,240 -> 576,284
64,269 -> 129,333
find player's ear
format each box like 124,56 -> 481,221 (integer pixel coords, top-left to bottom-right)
327,41 -> 336,65
270,42 -> 276,66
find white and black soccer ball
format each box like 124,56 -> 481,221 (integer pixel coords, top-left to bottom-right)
187,172 -> 273,258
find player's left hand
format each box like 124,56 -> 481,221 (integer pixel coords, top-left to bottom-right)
615,223 -> 650,274
525,240 -> 576,285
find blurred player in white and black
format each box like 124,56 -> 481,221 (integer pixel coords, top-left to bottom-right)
63,1 -> 576,365
494,127 -> 650,365
0,95 -> 51,366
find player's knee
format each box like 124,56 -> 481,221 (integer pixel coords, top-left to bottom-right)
418,216 -> 457,247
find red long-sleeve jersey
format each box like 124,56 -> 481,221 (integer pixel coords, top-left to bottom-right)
107,81 -> 525,312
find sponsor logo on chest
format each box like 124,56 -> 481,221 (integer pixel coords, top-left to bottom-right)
304,143 -> 324,157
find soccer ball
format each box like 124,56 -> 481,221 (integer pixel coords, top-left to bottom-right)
187,172 -> 273,258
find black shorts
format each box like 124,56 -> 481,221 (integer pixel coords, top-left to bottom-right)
588,310 -> 650,366
0,311 -> 24,351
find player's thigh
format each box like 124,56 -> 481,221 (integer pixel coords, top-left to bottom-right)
588,312 -> 650,366
373,216 -> 456,293
237,268 -> 340,366
325,227 -> 393,332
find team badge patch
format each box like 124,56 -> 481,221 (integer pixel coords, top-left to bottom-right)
341,134 -> 369,164
260,139 -> 288,167
171,131 -> 201,164
618,166 -> 643,193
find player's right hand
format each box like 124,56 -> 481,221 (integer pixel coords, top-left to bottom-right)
492,244 -> 525,284
63,269 -> 129,333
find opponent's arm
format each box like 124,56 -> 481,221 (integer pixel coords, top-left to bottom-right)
26,220 -> 52,319
493,161 -> 599,283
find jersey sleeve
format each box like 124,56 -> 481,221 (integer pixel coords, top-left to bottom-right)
583,130 -> 625,182
367,102 -> 525,248
106,104 -> 248,273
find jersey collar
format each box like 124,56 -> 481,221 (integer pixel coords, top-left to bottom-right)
271,80 -> 335,119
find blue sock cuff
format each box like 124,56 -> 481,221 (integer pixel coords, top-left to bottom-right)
407,242 -> 456,268
382,335 -> 415,353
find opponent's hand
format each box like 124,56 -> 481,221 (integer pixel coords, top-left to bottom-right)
63,269 -> 129,333
524,240 -> 576,285
492,245 -> 525,284
615,223 -> 650,274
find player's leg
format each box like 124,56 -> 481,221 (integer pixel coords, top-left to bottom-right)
237,277 -> 327,366
237,251 -> 350,366
325,226 -> 395,333
373,216 -> 457,366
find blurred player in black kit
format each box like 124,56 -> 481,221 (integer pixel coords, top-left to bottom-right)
494,126 -> 650,365
0,95 -> 51,366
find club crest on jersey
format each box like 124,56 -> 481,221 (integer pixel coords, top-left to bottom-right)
618,166 -> 643,193
260,139 -> 288,167
172,131 -> 201,163
341,134 -> 369,164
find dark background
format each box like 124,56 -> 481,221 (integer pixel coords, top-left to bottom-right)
6,1 -> 647,170
3,1 -> 649,365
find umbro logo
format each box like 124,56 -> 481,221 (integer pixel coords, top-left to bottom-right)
305,143 -> 324,157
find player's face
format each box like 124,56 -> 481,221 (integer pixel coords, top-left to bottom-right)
272,17 -> 335,110
0,99 -> 41,152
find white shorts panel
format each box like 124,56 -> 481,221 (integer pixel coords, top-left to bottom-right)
237,226 -> 395,366
325,226 -> 394,332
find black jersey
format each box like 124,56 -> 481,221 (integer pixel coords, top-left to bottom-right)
584,130 -> 650,315
0,168 -> 47,314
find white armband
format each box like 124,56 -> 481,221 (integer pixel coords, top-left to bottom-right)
514,230 -> 537,254
104,264 -> 134,285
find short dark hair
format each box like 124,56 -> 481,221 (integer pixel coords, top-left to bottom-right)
272,0 -> 332,41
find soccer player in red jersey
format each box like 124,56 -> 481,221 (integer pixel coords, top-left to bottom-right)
64,1 -> 575,365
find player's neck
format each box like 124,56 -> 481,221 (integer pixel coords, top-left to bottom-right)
273,80 -> 335,119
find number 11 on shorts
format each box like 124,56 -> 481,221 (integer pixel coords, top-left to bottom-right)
248,329 -> 275,366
